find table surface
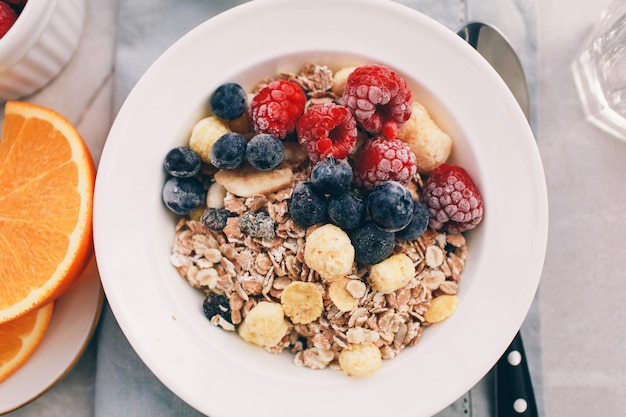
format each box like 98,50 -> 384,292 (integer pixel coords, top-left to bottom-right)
4,0 -> 626,416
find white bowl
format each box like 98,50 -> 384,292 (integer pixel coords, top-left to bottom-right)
94,1 -> 548,416
0,0 -> 86,101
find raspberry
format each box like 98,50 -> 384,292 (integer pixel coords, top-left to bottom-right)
296,103 -> 357,162
342,64 -> 412,138
0,2 -> 18,39
352,137 -> 417,191
248,79 -> 306,139
421,164 -> 484,234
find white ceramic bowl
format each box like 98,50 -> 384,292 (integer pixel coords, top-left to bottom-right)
0,0 -> 86,101
94,1 -> 549,416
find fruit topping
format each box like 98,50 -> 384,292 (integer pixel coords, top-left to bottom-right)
245,133 -> 285,171
296,102 -> 357,162
421,164 -> 484,233
248,79 -> 306,139
280,281 -> 323,324
200,207 -> 230,231
163,146 -> 202,178
304,224 -> 355,283
327,189 -> 366,230
213,165 -> 293,197
0,2 -> 17,39
342,64 -> 412,138
209,82 -> 247,120
288,182 -> 327,227
202,292 -> 232,324
349,221 -> 395,265
367,181 -> 414,233
162,176 -> 206,215
209,132 -> 247,169
395,200 -> 430,240
352,136 -> 417,191
189,116 -> 231,164
238,211 -> 275,239
310,157 -> 353,195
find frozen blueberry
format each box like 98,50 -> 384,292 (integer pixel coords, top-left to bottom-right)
245,134 -> 285,171
163,146 -> 202,178
239,211 -> 275,239
367,181 -> 414,232
327,189 -> 366,230
310,157 -> 353,195
200,207 -> 230,231
289,182 -> 327,227
349,221 -> 396,265
395,200 -> 430,240
209,82 -> 247,120
162,176 -> 206,215
210,132 -> 247,169
202,292 -> 232,324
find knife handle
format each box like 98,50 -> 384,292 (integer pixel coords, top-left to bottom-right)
496,331 -> 539,417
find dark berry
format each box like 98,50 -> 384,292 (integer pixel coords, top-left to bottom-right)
200,207 -> 230,231
349,222 -> 396,265
162,176 -> 206,215
209,82 -> 247,120
248,79 -> 306,138
245,133 -> 285,171
296,102 -> 357,162
288,182 -> 327,227
239,211 -> 275,239
367,181 -> 414,232
327,189 -> 366,230
163,146 -> 202,178
342,64 -> 412,138
310,157 -> 353,195
210,132 -> 247,169
395,200 -> 430,240
202,292 -> 232,324
353,136 -> 417,190
421,164 -> 484,233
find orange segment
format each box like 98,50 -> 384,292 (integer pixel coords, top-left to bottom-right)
0,101 -> 95,324
0,302 -> 54,383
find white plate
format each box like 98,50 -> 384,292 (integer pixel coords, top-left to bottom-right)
94,1 -> 548,416
0,257 -> 103,415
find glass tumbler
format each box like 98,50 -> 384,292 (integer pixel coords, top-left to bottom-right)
573,0 -> 626,140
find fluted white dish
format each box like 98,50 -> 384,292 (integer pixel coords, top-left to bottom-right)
0,0 -> 86,101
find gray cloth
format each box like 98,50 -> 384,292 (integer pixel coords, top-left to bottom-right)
97,1 -> 541,416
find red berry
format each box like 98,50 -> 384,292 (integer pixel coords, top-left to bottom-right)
421,164 -> 484,234
296,102 -> 357,162
353,137 -> 417,191
342,64 -> 412,138
0,2 -> 18,39
248,79 -> 306,139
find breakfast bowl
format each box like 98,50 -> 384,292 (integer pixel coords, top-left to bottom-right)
93,0 -> 548,416
0,0 -> 85,101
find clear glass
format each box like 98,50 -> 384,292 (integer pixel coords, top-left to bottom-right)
573,0 -> 626,139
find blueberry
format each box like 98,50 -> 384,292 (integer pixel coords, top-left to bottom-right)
367,181 -> 414,232
200,207 -> 230,231
202,292 -> 232,324
245,134 -> 285,171
209,82 -> 247,120
310,157 -> 353,195
395,200 -> 430,240
163,147 -> 202,178
210,132 -> 246,169
289,182 -> 327,227
162,176 -> 206,215
349,221 -> 396,265
239,211 -> 275,239
327,189 -> 366,230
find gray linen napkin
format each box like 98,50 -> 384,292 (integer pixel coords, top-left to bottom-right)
96,1 -> 541,416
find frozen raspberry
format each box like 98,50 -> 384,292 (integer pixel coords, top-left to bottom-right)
352,137 -> 417,191
248,79 -> 306,139
296,103 -> 357,162
421,164 -> 484,234
0,2 -> 18,39
342,64 -> 412,138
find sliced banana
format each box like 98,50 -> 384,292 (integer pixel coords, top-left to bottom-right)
214,165 -> 293,198
189,116 -> 231,164
280,281 -> 323,324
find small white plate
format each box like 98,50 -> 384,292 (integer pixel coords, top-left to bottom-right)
94,0 -> 548,416
0,257 -> 103,414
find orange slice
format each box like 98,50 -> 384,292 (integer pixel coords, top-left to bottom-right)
0,302 -> 54,383
0,101 -> 95,324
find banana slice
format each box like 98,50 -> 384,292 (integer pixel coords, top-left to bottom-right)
214,165 -> 293,197
280,281 -> 323,324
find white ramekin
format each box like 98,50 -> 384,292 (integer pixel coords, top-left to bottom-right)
0,0 -> 86,101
